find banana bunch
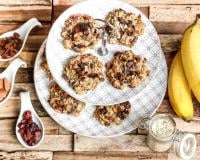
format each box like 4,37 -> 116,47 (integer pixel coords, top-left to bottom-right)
168,16 -> 200,121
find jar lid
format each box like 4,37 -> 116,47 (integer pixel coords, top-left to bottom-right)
173,132 -> 196,160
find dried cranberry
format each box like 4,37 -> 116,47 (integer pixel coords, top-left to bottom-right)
17,110 -> 42,146
23,111 -> 32,120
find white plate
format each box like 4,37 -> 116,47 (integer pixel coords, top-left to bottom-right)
46,0 -> 162,105
34,40 -> 167,137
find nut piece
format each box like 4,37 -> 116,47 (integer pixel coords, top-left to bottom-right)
3,78 -> 10,91
94,102 -> 131,126
41,59 -> 52,80
105,8 -> 144,47
63,54 -> 104,94
106,50 -> 150,89
0,79 -> 3,89
48,83 -> 85,116
0,89 -> 7,101
0,78 -> 10,101
61,14 -> 100,53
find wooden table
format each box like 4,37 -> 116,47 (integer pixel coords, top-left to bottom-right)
0,0 -> 199,159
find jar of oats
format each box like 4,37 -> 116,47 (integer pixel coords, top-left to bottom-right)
138,114 -> 197,160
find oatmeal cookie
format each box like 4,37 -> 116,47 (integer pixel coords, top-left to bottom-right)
94,102 -> 131,126
106,50 -> 150,89
105,8 -> 144,47
49,83 -> 85,116
63,54 -> 104,94
61,14 -> 100,52
41,59 -> 52,80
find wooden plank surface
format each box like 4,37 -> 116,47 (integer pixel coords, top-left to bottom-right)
0,151 -> 53,160
0,0 -> 52,6
53,152 -> 168,160
0,117 -> 59,135
150,5 -> 200,23
53,0 -> 200,5
74,134 -> 200,152
0,0 -> 200,160
0,6 -> 52,22
0,135 -> 72,151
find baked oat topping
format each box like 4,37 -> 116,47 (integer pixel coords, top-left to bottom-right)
94,102 -> 131,126
106,50 -> 150,89
49,83 -> 85,116
63,54 -> 104,94
61,14 -> 100,53
105,8 -> 144,47
41,59 -> 52,80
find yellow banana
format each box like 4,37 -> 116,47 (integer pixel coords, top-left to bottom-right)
181,16 -> 200,102
168,52 -> 193,121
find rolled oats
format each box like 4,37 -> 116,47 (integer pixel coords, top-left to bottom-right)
94,102 -> 131,126
105,8 -> 144,47
61,14 -> 100,53
49,83 -> 85,116
63,54 -> 104,94
41,59 -> 52,80
106,50 -> 150,89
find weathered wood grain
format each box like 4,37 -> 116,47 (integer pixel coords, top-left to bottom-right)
11,83 -> 37,100
74,134 -> 200,156
24,35 -> 46,51
159,34 -> 182,53
0,99 -> 47,118
58,126 -> 73,135
0,117 -> 59,135
0,135 -> 72,151
0,6 -> 52,22
0,23 -> 50,35
150,5 -> 200,23
0,52 -> 36,68
14,68 -> 34,83
0,151 -> 53,160
0,0 -> 52,6
53,5 -> 149,21
74,134 -> 151,152
53,0 -> 200,5
153,22 -> 190,34
53,151 -> 168,160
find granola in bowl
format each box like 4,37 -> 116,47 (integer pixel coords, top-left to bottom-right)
49,83 -> 85,116
106,50 -> 150,89
61,14 -> 100,53
94,102 -> 131,126
105,8 -> 144,47
63,54 -> 104,94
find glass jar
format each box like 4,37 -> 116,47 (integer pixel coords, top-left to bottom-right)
138,114 -> 197,160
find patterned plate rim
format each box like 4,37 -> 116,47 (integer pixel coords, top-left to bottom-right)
34,39 -> 167,137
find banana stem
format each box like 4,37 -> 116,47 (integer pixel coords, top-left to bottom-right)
196,14 -> 200,23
